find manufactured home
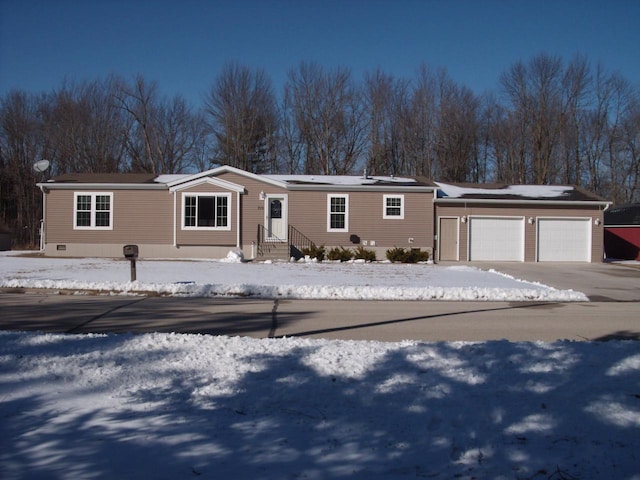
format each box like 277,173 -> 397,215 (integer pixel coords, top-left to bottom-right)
37,165 -> 610,262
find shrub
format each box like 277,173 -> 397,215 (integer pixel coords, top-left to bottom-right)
301,244 -> 326,261
327,246 -> 354,262
386,247 -> 407,263
386,247 -> 430,263
353,246 -> 377,262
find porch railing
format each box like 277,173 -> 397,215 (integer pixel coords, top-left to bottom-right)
256,224 -> 315,259
288,225 -> 315,258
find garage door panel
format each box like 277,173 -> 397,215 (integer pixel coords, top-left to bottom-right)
538,218 -> 590,262
469,217 -> 524,261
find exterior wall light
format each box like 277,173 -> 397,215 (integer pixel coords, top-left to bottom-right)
259,191 -> 266,201
594,218 -> 601,226
461,216 -> 467,223
528,217 -> 535,225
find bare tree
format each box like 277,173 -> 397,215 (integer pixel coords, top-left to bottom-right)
435,72 -> 480,182
41,77 -> 129,174
0,91 -> 45,247
285,62 -> 366,175
116,75 -> 205,173
363,69 -> 410,175
204,63 -> 278,173
500,54 -> 566,183
559,54 -> 591,185
402,64 -> 438,177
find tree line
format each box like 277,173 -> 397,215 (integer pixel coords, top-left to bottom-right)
1,53 -> 638,247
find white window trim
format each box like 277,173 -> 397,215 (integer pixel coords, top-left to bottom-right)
73,192 -> 113,230
181,192 -> 232,231
383,194 -> 405,219
327,194 -> 349,232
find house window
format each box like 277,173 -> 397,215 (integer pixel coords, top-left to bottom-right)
74,192 -> 113,230
327,194 -> 349,232
383,195 -> 404,219
182,193 -> 231,230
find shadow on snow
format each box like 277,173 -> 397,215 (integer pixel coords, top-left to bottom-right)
0,333 -> 639,479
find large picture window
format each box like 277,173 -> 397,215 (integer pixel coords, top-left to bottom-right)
182,193 -> 231,230
74,192 -> 113,230
327,194 -> 349,232
383,195 -> 404,219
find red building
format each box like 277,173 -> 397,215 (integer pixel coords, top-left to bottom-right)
604,204 -> 640,260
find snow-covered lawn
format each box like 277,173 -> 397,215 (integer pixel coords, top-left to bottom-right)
0,251 -> 587,301
1,252 -> 639,479
1,332 -> 639,479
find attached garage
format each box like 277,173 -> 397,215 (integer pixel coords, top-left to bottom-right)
537,218 -> 591,262
434,182 -> 611,263
469,217 -> 524,261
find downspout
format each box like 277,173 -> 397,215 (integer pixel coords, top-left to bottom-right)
172,191 -> 177,247
39,185 -> 47,252
432,189 -> 438,263
236,191 -> 241,249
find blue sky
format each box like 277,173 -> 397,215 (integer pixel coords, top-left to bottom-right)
1,0 -> 638,107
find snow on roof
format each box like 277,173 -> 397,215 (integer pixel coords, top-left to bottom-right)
154,174 -> 190,184
264,174 -> 419,186
436,182 -> 574,199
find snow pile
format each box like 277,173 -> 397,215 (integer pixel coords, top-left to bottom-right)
1,331 -> 638,479
0,252 -> 587,301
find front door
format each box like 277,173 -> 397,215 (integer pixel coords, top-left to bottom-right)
439,217 -> 459,261
266,195 -> 287,241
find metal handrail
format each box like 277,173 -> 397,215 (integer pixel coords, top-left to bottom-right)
256,224 -> 315,259
288,225 -> 315,256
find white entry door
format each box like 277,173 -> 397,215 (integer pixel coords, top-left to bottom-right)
266,195 -> 287,241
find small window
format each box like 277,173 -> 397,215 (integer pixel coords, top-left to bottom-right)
383,195 -> 404,219
182,193 -> 231,230
74,192 -> 113,230
327,194 -> 349,232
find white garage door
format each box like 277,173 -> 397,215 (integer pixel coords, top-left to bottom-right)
537,218 -> 591,262
469,217 -> 524,261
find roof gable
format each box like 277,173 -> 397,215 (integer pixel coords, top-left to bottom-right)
165,165 -> 287,189
168,176 -> 245,193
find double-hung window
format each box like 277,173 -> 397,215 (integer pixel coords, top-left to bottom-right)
182,193 -> 231,230
74,192 -> 113,229
327,194 -> 349,232
383,195 -> 404,219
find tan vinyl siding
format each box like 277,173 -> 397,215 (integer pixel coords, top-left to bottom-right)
436,203 -> 605,262
45,189 -> 173,245
217,172 -> 289,247
219,171 -> 435,251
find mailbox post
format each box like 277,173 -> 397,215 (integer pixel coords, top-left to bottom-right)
123,245 -> 139,282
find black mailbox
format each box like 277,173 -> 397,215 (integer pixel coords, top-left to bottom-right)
123,244 -> 139,259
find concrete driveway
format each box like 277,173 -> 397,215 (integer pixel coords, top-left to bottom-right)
458,261 -> 640,302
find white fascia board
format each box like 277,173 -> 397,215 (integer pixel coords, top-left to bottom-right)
165,165 -> 288,190
168,176 -> 245,193
37,182 -> 167,191
434,198 -> 612,207
169,177 -> 244,193
285,184 -> 435,193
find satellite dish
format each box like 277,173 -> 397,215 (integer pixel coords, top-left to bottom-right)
33,159 -> 50,173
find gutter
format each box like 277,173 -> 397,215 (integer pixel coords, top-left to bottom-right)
434,198 -> 612,208
37,183 -> 167,191
284,185 -> 436,193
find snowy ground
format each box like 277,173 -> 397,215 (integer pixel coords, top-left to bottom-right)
1,252 -> 639,479
0,251 -> 587,302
